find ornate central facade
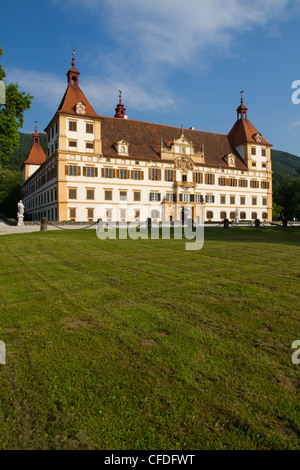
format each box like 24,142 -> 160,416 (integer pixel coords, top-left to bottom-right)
22,54 -> 272,223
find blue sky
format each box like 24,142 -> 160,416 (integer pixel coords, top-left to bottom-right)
1,0 -> 300,155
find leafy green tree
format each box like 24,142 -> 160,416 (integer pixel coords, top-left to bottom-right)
0,46 -> 33,165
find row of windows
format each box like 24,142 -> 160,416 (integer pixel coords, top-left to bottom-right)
25,188 -> 57,210
66,165 -> 270,188
66,188 -> 268,205
207,211 -> 268,220
68,122 -> 94,133
24,166 -> 57,196
251,147 -> 267,157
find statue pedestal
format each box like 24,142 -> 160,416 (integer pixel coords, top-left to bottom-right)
17,216 -> 24,226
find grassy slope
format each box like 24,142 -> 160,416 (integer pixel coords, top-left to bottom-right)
271,150 -> 300,181
0,228 -> 299,450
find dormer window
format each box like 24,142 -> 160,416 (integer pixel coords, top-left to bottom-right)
114,140 -> 129,156
224,153 -> 235,167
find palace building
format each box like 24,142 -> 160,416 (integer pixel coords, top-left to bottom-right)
22,53 -> 272,223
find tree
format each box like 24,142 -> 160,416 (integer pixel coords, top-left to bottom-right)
0,46 -> 33,166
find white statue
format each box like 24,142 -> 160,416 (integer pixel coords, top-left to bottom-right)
235,206 -> 240,224
17,200 -> 24,217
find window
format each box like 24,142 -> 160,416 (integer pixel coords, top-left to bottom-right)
182,193 -> 189,202
195,194 -> 203,203
151,210 -> 160,219
262,149 -> 266,157
251,147 -> 256,155
86,123 -> 94,133
68,188 -> 77,199
230,178 -> 237,187
240,212 -> 246,220
230,196 -> 235,205
150,192 -> 161,201
205,174 -> 215,185
220,195 -> 226,204
150,168 -> 161,180
220,211 -> 227,220
133,170 -> 142,180
68,165 -> 77,176
87,208 -> 94,220
86,167 -> 95,177
262,163 -> 267,168
219,177 -> 226,186
120,169 -> 128,179
263,197 -> 267,206
194,172 -> 202,184
182,174 -> 187,182
69,121 -> 77,131
239,179 -> 247,188
262,212 -> 268,220
251,212 -> 257,220
166,193 -> 173,202
105,190 -> 112,201
86,142 -> 94,150
120,191 -> 127,201
86,189 -> 95,200
230,212 -> 235,219
240,196 -> 246,205
250,180 -> 259,188
104,168 -> 112,178
261,181 -> 269,189
205,195 -> 215,203
252,197 -> 257,206
166,170 -> 174,182
120,209 -> 126,221
134,191 -> 141,202
69,141 -> 77,148
252,162 -> 256,167
206,211 -> 213,219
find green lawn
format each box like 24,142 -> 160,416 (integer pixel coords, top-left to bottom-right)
0,227 -> 299,450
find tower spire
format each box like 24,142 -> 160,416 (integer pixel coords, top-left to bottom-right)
236,90 -> 248,120
67,50 -> 80,87
33,121 -> 40,145
114,90 -> 126,118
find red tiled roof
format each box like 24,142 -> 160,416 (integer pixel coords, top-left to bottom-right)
57,84 -> 98,118
99,116 -> 248,169
24,142 -> 46,166
228,118 -> 271,147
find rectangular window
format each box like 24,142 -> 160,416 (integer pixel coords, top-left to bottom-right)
69,121 -> 77,131
230,196 -> 235,205
252,162 -> 256,167
220,211 -> 227,220
182,174 -> 187,182
151,210 -> 160,219
250,180 -> 259,188
134,191 -> 141,202
206,211 -> 213,219
150,168 -> 161,180
262,149 -> 266,157
262,212 -> 268,220
194,172 -> 203,184
240,212 -> 246,220
195,194 -> 203,203
68,188 -> 77,199
166,170 -> 174,181
261,181 -> 269,189
205,174 -> 215,185
251,147 -> 256,155
86,189 -> 95,200
262,163 -> 267,168
69,141 -> 77,148
239,179 -> 248,187
166,193 -> 173,202
86,123 -> 94,133
150,192 -> 160,201
230,212 -> 235,219
263,197 -> 267,206
252,197 -> 257,205
105,190 -> 112,201
120,169 -> 127,179
220,195 -> 226,204
120,191 -> 127,201
86,142 -> 94,150
251,212 -> 257,220
240,196 -> 246,205
230,178 -> 237,187
87,208 -> 94,220
69,208 -> 76,219
219,177 -> 226,186
182,193 -> 189,202
205,195 -> 215,203
68,165 -> 77,176
105,168 -> 112,178
134,170 -> 142,180
86,167 -> 95,177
